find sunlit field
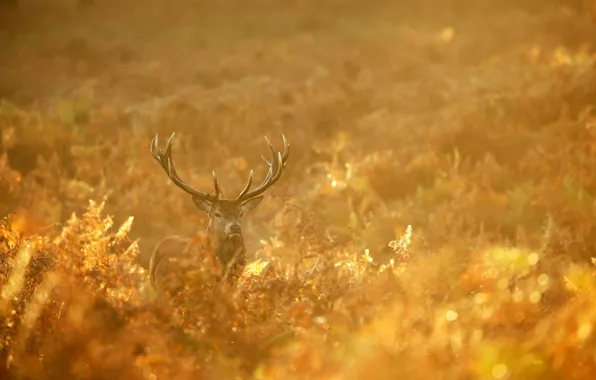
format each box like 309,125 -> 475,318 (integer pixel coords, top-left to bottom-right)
1,0 -> 596,379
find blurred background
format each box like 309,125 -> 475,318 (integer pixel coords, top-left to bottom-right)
1,0 -> 596,379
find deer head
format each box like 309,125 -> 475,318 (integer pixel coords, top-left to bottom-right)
149,132 -> 289,268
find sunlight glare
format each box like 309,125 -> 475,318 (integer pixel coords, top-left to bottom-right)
492,364 -> 508,379
244,259 -> 270,276
445,310 -> 458,322
439,27 -> 455,43
577,323 -> 592,341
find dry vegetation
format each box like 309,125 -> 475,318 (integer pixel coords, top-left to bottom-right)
1,0 -> 596,379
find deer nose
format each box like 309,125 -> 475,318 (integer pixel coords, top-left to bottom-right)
229,223 -> 242,235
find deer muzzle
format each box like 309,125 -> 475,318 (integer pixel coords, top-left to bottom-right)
227,223 -> 242,237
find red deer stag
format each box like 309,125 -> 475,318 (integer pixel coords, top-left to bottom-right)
148,133 -> 289,294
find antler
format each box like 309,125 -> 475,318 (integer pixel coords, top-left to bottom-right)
236,134 -> 290,201
150,132 -> 221,202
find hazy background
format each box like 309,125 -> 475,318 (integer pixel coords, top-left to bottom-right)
1,1 -> 596,379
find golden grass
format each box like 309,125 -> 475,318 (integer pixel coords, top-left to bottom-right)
1,0 -> 596,379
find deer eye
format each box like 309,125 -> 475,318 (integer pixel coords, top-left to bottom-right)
238,212 -> 244,218
214,212 -> 223,219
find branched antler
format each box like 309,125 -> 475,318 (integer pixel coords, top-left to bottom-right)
150,133 -> 221,202
236,135 -> 290,201
150,133 -> 289,203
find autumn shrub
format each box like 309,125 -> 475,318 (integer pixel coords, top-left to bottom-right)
2,0 -> 596,379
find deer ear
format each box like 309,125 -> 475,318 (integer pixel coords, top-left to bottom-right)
240,196 -> 264,213
192,197 -> 212,214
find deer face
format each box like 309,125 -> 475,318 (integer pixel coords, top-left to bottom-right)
193,197 -> 264,240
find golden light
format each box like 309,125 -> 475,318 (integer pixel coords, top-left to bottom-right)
492,364 -> 508,379
527,252 -> 539,266
577,323 -> 592,341
529,291 -> 541,304
243,259 -> 270,277
438,27 -> 455,43
445,310 -> 458,322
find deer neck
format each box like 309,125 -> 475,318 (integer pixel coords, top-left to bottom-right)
205,224 -> 246,265
216,236 -> 245,264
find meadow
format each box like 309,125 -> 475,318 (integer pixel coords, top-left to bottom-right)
1,0 -> 596,379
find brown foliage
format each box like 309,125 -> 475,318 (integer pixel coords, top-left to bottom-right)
2,0 -> 596,379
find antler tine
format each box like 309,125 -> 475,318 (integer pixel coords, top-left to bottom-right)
254,133 -> 289,188
281,134 -> 289,165
152,133 -> 185,181
212,170 -> 222,197
237,135 -> 290,201
235,169 -> 254,200
150,132 -> 219,202
150,134 -> 161,163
